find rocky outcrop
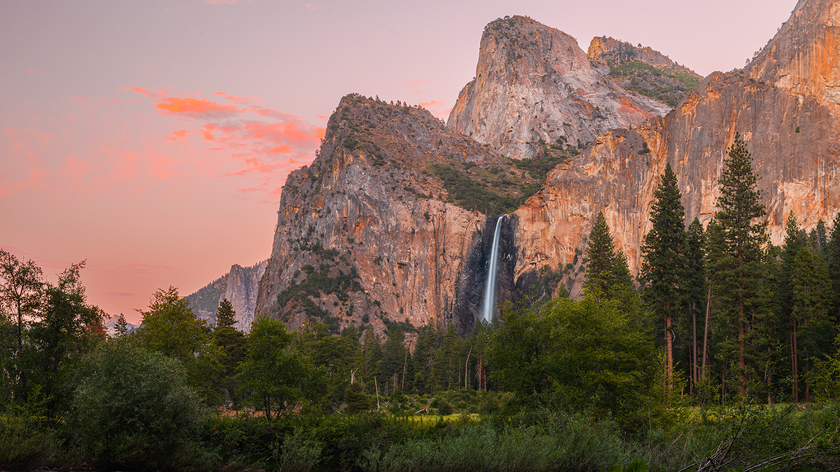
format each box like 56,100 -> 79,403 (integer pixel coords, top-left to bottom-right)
588,36 -> 700,76
185,260 -> 267,332
587,36 -> 703,107
447,16 -> 670,159
746,0 -> 840,108
256,1 -> 840,334
254,94 -> 542,335
511,0 -> 840,295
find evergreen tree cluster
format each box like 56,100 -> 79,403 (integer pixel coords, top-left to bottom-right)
636,133 -> 840,403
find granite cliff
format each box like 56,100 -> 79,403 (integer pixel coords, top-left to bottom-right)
255,0 -> 840,332
185,260 -> 267,332
447,16 -> 670,159
254,94 -> 545,335
512,0 -> 840,296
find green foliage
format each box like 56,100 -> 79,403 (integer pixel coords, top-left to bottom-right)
136,286 -> 221,400
358,413 -> 632,472
240,317 -> 315,419
608,60 -> 701,107
0,249 -> 46,403
487,295 -> 657,429
344,382 -> 370,414
212,302 -> 246,405
215,298 -> 236,329
640,163 -> 686,389
707,133 -> 771,398
64,339 -> 206,469
584,211 -> 635,304
276,262 -> 361,332
432,164 -> 520,215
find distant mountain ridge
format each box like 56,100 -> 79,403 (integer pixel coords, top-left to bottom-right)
185,260 -> 267,332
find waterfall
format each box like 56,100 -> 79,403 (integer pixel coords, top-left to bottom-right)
480,216 -> 504,323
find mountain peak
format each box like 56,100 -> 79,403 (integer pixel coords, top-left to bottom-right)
448,16 -> 670,159
746,0 -> 840,105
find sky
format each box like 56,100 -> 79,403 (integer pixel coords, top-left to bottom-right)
1,0 -> 795,323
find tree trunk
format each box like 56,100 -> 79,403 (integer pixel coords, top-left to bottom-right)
692,301 -> 698,395
702,287 -> 711,380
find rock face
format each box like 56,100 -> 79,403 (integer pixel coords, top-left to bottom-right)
447,16 -> 670,159
587,36 -> 703,107
256,0 -> 840,334
511,0 -> 840,295
185,260 -> 267,332
254,94 -> 541,335
746,0 -> 840,108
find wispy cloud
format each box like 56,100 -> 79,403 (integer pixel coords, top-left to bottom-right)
418,100 -> 451,120
124,86 -> 324,201
156,97 -> 240,118
25,67 -> 43,76
303,3 -> 322,19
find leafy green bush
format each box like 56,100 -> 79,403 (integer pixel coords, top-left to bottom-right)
64,339 -> 208,469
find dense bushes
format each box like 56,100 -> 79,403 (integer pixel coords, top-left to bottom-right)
64,339 -> 208,469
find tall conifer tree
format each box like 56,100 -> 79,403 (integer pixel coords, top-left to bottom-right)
585,211 -> 617,297
827,213 -> 840,322
684,218 -> 707,392
641,163 -> 686,390
708,133 -> 770,398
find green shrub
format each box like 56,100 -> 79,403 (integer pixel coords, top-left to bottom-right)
345,382 -> 371,415
64,339 -> 208,469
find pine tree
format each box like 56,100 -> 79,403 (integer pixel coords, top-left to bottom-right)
216,298 -> 236,330
778,212 -> 806,402
790,246 -> 833,402
684,218 -> 707,393
115,313 -> 129,336
779,212 -> 806,321
362,328 -> 382,393
827,213 -> 840,322
584,211 -> 630,298
640,163 -> 686,390
708,133 -> 770,398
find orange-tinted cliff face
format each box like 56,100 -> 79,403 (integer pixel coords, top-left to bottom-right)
255,0 -> 840,334
512,0 -> 840,296
447,16 -> 669,159
254,95 -> 538,335
747,0 -> 840,108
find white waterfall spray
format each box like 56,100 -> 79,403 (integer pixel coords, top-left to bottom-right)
480,215 -> 504,323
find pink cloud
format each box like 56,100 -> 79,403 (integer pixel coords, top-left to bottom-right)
117,86 -> 324,200
206,0 -> 236,4
156,97 -> 240,118
418,100 -> 451,120
25,67 -> 43,75
122,86 -> 165,98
